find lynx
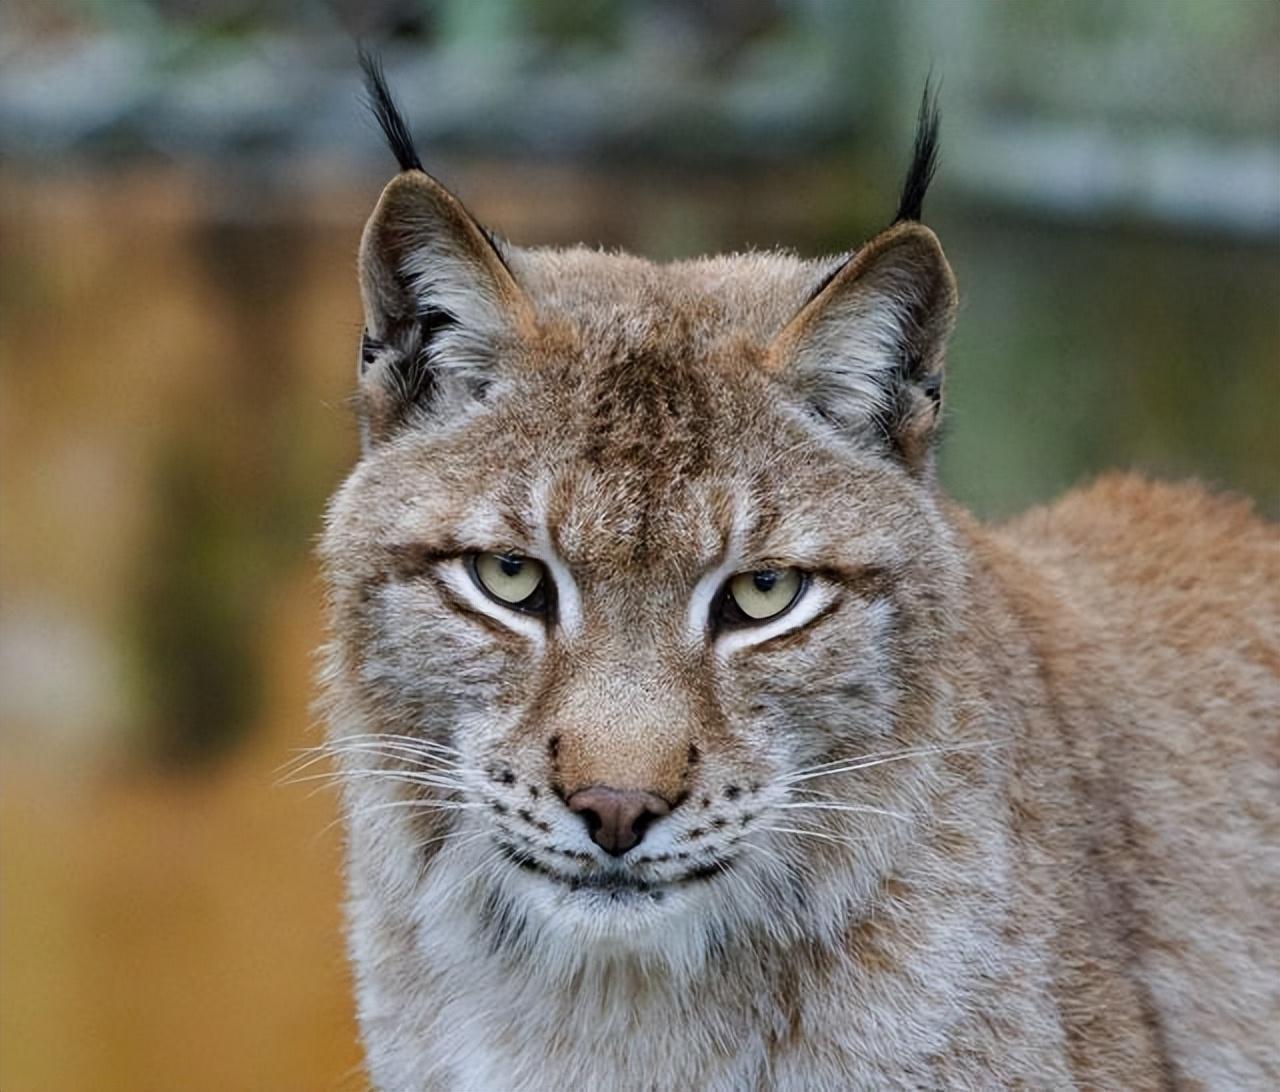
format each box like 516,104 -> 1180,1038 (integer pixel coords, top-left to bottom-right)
316,58 -> 1279,1090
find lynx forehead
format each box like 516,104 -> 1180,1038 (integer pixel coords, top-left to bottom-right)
317,54 -> 1279,1092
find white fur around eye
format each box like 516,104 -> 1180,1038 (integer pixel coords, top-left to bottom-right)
436,559 -> 546,644
535,526 -> 581,637
687,554 -> 739,642
529,475 -> 582,637
715,580 -> 838,657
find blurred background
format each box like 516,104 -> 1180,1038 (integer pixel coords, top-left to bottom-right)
1,1 -> 1277,1088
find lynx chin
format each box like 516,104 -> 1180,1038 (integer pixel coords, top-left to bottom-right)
314,55 -> 1279,1091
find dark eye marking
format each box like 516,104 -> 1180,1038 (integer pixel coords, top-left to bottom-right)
385,542 -> 460,580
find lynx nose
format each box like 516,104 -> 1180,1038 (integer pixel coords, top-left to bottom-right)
567,786 -> 671,857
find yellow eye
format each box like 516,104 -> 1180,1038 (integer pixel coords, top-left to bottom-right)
472,553 -> 547,609
727,568 -> 804,621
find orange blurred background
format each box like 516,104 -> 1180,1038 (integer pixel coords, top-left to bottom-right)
1,172 -> 365,1089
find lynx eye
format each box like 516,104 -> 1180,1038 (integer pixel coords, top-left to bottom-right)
470,553 -> 548,612
722,568 -> 805,623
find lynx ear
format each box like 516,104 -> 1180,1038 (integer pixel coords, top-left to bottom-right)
354,53 -> 532,446
766,221 -> 957,468
356,171 -> 532,445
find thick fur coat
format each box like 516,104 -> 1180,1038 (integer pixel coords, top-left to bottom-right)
316,62 -> 1279,1090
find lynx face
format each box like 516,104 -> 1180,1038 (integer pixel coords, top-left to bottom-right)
321,73 -> 960,969
325,331 -> 959,955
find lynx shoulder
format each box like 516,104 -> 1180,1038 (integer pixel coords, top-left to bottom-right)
316,57 -> 1279,1091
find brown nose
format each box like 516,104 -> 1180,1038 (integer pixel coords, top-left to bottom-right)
567,786 -> 671,857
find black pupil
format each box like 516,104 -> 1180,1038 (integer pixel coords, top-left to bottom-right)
753,570 -> 779,592
499,556 -> 523,577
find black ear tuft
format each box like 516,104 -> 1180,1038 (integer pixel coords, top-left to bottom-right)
358,47 -> 424,174
893,78 -> 940,224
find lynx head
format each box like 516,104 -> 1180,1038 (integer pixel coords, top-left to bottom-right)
320,58 -> 963,976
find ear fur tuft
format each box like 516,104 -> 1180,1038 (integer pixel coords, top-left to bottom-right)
359,47 -> 424,174
894,77 -> 940,224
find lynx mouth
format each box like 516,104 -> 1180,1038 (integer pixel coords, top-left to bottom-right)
496,840 -> 730,899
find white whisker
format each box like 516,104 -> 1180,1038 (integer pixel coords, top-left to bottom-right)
319,739 -> 462,764
291,739 -> 463,771
784,739 -> 1004,784
760,825 -> 872,850
281,768 -> 470,793
363,731 -> 462,755
317,798 -> 481,839
344,798 -> 485,819
413,827 -> 489,855
775,801 -> 910,821
278,734 -> 463,777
